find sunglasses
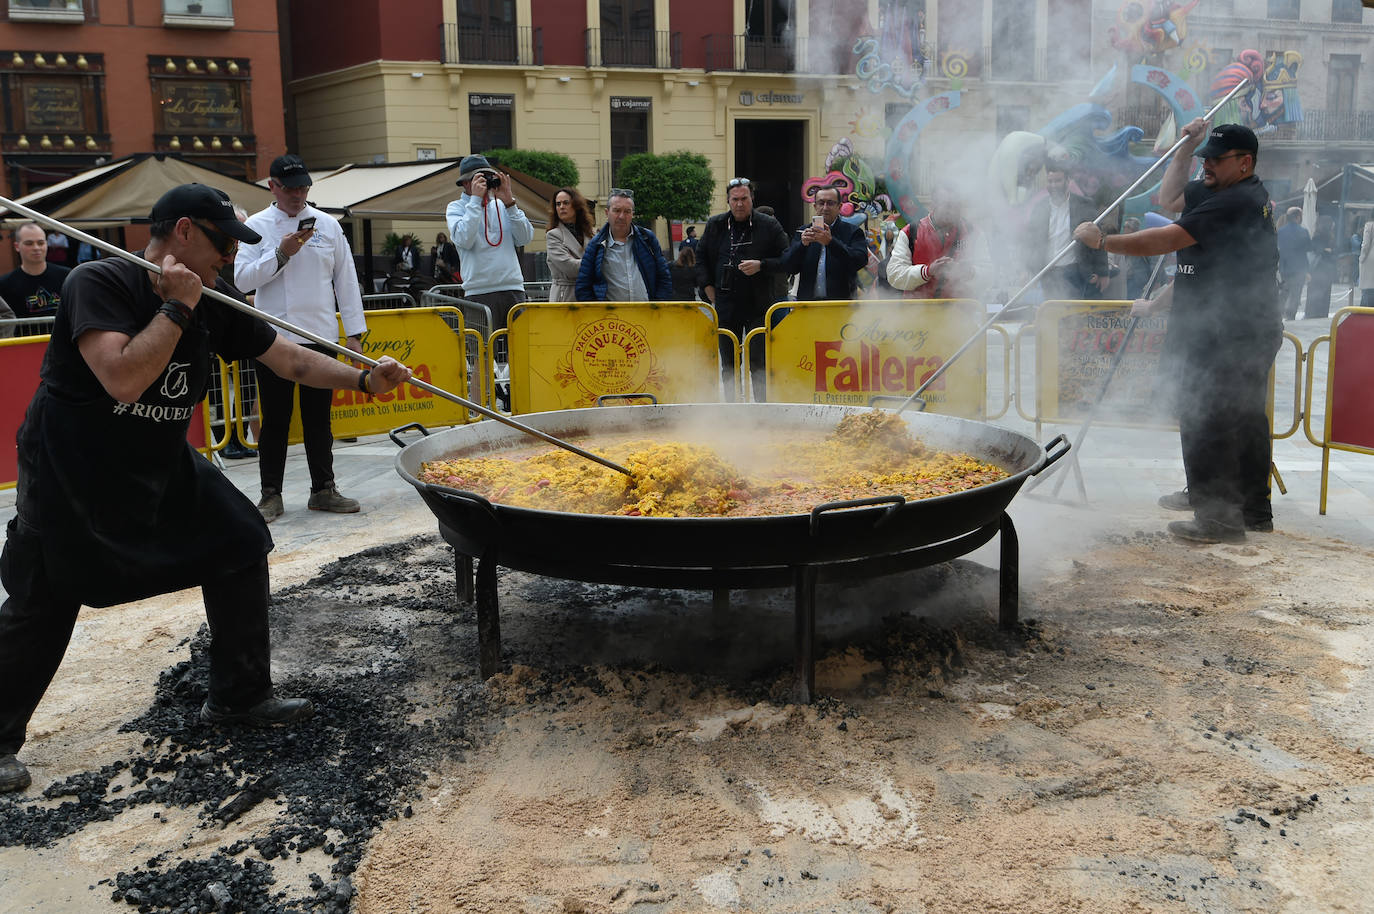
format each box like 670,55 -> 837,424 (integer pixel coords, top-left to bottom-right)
193,220 -> 239,257
1203,152 -> 1248,163
609,187 -> 634,198
727,177 -> 751,189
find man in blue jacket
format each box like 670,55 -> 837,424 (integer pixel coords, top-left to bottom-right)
576,189 -> 672,301
780,185 -> 870,300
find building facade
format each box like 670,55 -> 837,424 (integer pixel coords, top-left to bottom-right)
287,0 -> 1372,245
0,0 -> 287,200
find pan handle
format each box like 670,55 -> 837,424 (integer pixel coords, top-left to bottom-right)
424,485 -> 502,523
1030,434 -> 1071,475
596,392 -> 659,406
389,422 -> 431,448
809,494 -> 906,536
868,394 -> 927,412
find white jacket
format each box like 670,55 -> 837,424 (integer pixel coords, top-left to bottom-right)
235,204 -> 366,344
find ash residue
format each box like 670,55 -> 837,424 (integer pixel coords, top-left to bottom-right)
0,536 -> 1021,912
0,535 -> 486,913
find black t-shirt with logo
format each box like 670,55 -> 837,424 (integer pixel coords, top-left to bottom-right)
0,264 -> 69,318
1169,175 -> 1281,361
16,256 -> 277,606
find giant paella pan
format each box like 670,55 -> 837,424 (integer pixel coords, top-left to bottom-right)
393,403 -> 1068,701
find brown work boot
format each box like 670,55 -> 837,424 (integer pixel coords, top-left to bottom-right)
0,754 -> 31,793
1168,518 -> 1245,545
201,696 -> 315,727
258,492 -> 284,523
307,486 -> 360,514
1157,489 -> 1192,511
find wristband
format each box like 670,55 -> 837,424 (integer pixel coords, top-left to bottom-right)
919,264 -> 931,283
158,304 -> 189,331
357,369 -> 371,393
163,298 -> 193,321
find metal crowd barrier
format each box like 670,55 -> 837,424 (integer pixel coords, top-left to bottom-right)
362,292 -> 418,311
0,316 -> 55,338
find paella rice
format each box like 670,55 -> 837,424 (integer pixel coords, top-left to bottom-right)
418,411 -> 1008,517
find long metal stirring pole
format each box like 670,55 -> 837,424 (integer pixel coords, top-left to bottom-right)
892,77 -> 1253,416
0,194 -> 636,478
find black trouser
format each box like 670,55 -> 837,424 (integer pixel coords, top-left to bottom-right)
0,517 -> 274,756
1279,272 -> 1306,320
1042,264 -> 1097,301
715,298 -> 767,402
1177,347 -> 1277,529
255,344 -> 336,496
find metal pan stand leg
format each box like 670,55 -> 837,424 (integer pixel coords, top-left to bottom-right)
999,512 -> 1020,629
475,552 -> 501,679
792,565 -> 819,704
455,553 -> 475,604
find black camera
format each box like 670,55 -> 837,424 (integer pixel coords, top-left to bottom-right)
719,260 -> 738,293
482,171 -> 502,188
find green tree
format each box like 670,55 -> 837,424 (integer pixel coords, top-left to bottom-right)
481,148 -> 579,188
612,151 -> 713,229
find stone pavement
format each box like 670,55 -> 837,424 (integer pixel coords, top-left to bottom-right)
1,312 -> 1371,599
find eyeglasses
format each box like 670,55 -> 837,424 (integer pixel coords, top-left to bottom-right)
193,220 -> 239,257
609,187 -> 634,198
727,177 -> 751,189
1204,152 -> 1248,164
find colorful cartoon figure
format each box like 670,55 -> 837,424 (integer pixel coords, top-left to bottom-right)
1110,0 -> 1201,57
1210,49 -> 1301,133
805,139 -> 894,224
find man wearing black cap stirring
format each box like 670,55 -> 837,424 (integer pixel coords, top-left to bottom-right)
0,183 -> 412,794
1073,120 -> 1280,544
238,154 -> 370,522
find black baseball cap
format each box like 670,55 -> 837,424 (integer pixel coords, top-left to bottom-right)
149,184 -> 261,244
270,153 -> 313,188
1194,123 -> 1259,159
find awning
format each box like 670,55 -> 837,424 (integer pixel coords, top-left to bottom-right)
299,158 -> 557,227
0,153 -> 275,228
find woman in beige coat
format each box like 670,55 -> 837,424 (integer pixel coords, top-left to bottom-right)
545,187 -> 594,302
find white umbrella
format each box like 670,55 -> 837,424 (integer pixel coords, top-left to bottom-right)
1302,177 -> 1317,231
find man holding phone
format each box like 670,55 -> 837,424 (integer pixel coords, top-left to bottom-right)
780,185 -> 870,301
236,154 -> 369,522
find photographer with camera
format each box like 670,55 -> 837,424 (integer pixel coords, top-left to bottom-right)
446,154 -> 533,334
696,177 -> 789,401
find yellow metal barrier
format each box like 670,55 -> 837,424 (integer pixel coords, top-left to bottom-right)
1024,301 -> 1171,432
504,301 -> 722,413
747,298 -> 988,417
274,306 -> 476,441
1302,306 -> 1374,514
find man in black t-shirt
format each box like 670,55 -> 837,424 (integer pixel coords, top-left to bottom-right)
0,222 -> 70,328
1074,122 -> 1280,545
0,185 -> 412,795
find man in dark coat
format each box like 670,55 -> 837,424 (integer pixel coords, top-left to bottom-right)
1026,167 -> 1109,300
575,189 -> 672,301
696,178 -> 790,400
780,185 -> 871,300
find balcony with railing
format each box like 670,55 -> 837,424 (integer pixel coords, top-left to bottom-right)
441,23 -> 542,66
1293,109 -> 1374,143
707,35 -> 860,74
585,29 -> 680,69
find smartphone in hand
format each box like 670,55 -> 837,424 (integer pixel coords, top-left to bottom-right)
297,216 -> 317,232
